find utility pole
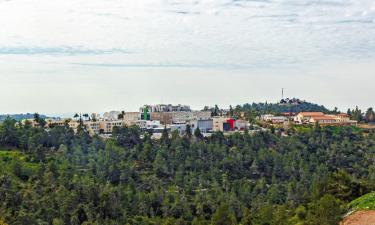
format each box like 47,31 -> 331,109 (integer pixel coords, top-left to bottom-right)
282,88 -> 284,99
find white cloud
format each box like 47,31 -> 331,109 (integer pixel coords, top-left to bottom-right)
0,0 -> 374,113
0,0 -> 374,66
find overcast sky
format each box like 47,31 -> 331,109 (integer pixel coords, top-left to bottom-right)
0,0 -> 374,116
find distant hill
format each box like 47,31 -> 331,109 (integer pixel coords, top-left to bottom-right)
0,113 -> 49,121
241,100 -> 330,114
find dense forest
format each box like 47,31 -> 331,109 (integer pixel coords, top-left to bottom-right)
0,118 -> 374,224
239,101 -> 329,114
204,101 -> 330,119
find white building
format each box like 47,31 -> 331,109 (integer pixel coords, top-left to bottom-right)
135,120 -> 162,130
260,114 -> 287,124
171,111 -> 211,123
170,123 -> 190,134
140,104 -> 191,113
195,119 -> 213,133
103,111 -> 121,121
234,119 -> 248,130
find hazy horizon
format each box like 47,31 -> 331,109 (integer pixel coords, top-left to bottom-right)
1,0 -> 374,114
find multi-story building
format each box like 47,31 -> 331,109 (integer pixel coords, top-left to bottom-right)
68,120 -> 79,132
123,112 -> 140,125
135,120 -> 161,130
261,114 -> 288,124
84,121 -> 101,135
212,117 -> 230,132
195,119 -> 213,133
151,111 -> 211,124
295,112 -> 325,124
296,112 -> 357,126
149,112 -> 171,124
171,111 -> 211,123
140,104 -> 191,113
46,119 -> 68,127
99,120 -> 124,134
330,113 -> 350,123
103,111 -> 121,121
169,119 -> 213,134
329,114 -> 357,126
309,115 -> 337,124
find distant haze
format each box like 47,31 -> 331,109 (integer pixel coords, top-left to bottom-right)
0,0 -> 374,115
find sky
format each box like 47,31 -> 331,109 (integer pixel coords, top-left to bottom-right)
0,0 -> 374,116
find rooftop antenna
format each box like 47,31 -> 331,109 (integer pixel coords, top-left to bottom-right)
282,88 -> 284,99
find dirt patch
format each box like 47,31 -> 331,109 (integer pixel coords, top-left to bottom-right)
341,211 -> 375,225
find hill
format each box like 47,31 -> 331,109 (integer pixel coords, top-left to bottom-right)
0,113 -> 48,121
0,118 -> 374,224
241,100 -> 330,114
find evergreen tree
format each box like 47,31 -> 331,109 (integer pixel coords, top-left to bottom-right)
308,194 -> 343,225
161,126 -> 170,146
194,127 -> 204,140
210,204 -> 237,225
185,124 -> 192,138
365,107 -> 375,122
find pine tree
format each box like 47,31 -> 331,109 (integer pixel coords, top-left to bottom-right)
161,126 -> 170,146
308,194 -> 343,225
185,124 -> 192,138
210,204 -> 237,225
194,127 -> 204,140
365,107 -> 375,122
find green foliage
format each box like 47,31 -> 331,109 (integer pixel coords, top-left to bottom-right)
0,150 -> 39,181
112,125 -> 141,148
307,194 -> 344,225
0,217 -> 7,225
194,127 -> 204,140
0,120 -> 374,224
348,192 -> 375,211
365,108 -> 375,122
240,101 -> 329,114
210,204 -> 236,225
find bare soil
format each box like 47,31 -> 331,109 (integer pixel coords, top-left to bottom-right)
341,211 -> 375,225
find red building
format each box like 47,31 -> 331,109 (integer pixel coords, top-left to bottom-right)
226,119 -> 235,131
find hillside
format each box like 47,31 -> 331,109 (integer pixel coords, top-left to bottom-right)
0,118 -> 374,224
0,113 -> 48,121
241,100 -> 330,114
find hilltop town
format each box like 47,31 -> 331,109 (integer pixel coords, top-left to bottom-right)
19,101 -> 375,138
0,100 -> 374,225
